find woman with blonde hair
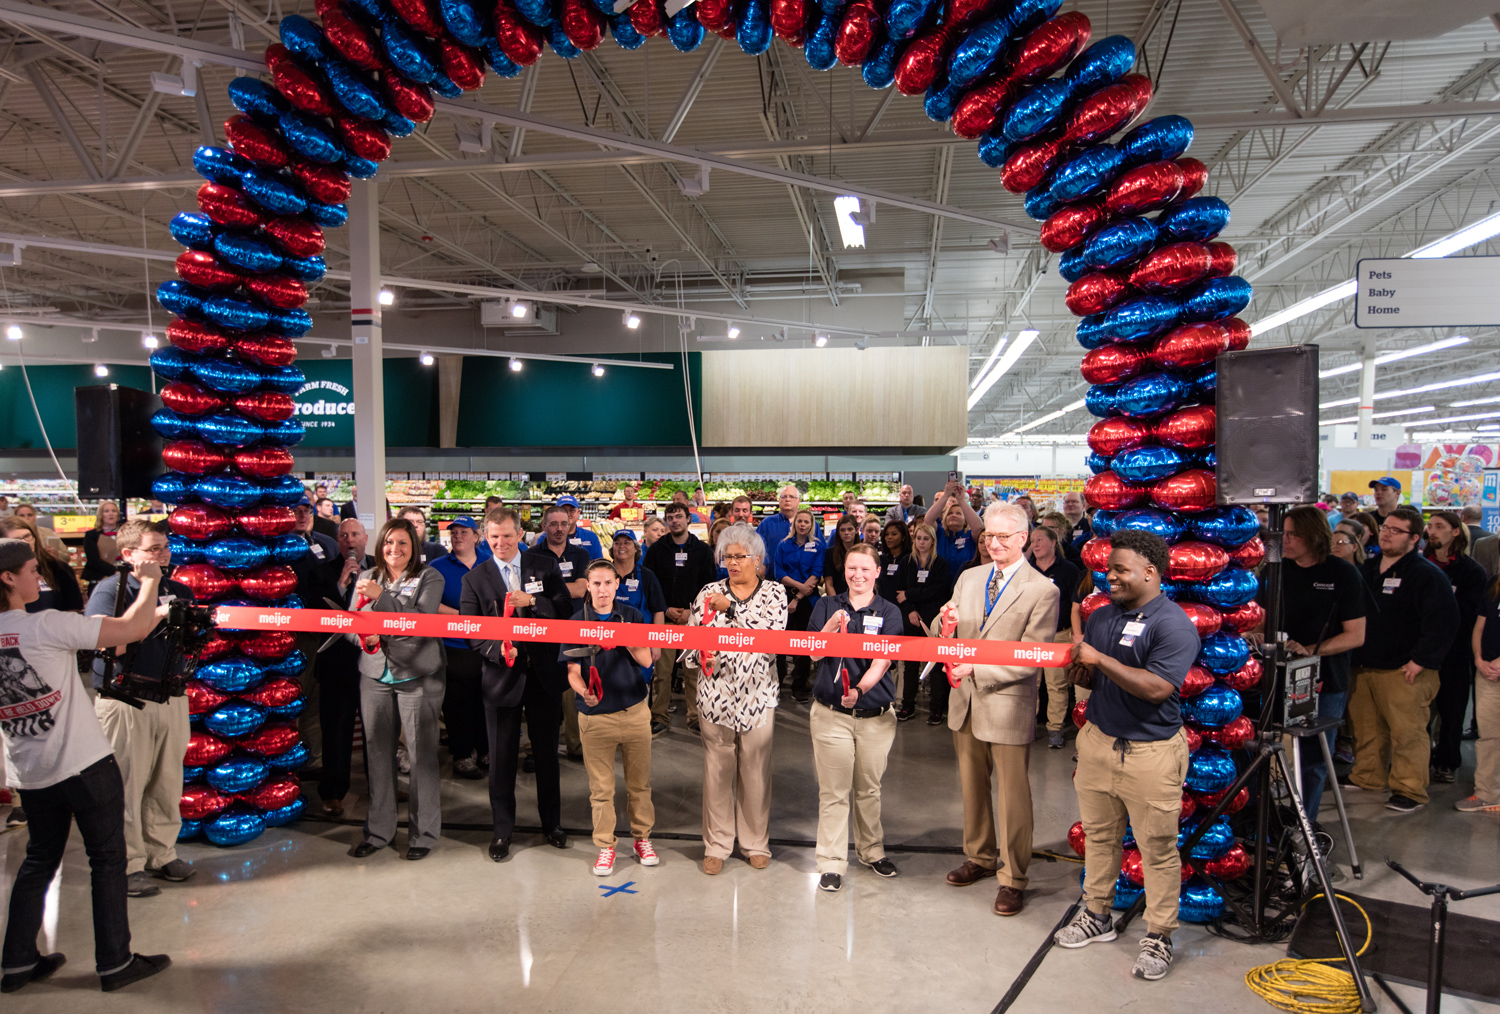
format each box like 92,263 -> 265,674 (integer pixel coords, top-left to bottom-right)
896,521 -> 954,724
82,499 -> 121,585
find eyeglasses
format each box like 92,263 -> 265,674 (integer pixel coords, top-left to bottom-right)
983,530 -> 1026,543
723,553 -> 751,563
1378,524 -> 1413,535
1332,537 -> 1356,546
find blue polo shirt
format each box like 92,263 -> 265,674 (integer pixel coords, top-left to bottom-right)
429,551 -> 477,650
558,601 -> 648,715
935,525 -> 977,574
615,562 -> 666,619
568,527 -> 604,560
756,511 -> 797,548
771,535 -> 825,610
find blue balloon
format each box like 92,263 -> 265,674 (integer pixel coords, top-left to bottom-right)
195,475 -> 265,511
1180,818 -> 1235,860
440,0 -> 490,46
279,110 -> 346,165
664,6 -> 704,51
258,364 -> 307,394
1182,685 -> 1243,728
153,472 -> 196,504
203,296 -> 270,333
1179,880 -> 1225,923
267,696 -> 306,720
609,12 -> 646,49
946,15 -> 1008,88
1024,184 -> 1064,222
1081,868 -> 1145,911
1185,506 -> 1259,548
275,594 -> 306,611
262,795 -> 307,827
307,200 -> 349,228
1120,115 -> 1194,166
213,233 -> 283,274
268,533 -> 310,565
204,537 -> 271,570
1085,451 -> 1111,474
280,254 -> 326,282
1090,510 -> 1120,536
807,13 -> 839,71
227,76 -> 288,121
1190,568 -> 1260,611
380,16 -> 440,82
977,128 -> 1017,169
197,657 -> 269,693
168,533 -> 205,564
183,765 -> 206,784
1181,276 -> 1252,322
1104,297 -> 1180,344
157,280 -> 206,319
269,306 -> 314,338
208,755 -> 270,794
1003,78 -> 1072,143
1064,36 -> 1135,96
887,0 -> 938,39
1189,366 -> 1217,403
429,72 -> 463,99
1196,448 -> 1217,469
239,166 -> 308,216
1115,373 -> 1187,418
1007,0 -> 1064,33
514,0 -> 554,25
736,0 -> 773,54
1197,631 -> 1252,673
193,358 -> 263,394
1076,313 -> 1112,348
345,0 -> 385,20
1185,746 -> 1236,792
383,110 -> 417,137
862,37 -> 901,90
193,145 -> 249,186
1092,570 -> 1109,594
1081,217 -> 1158,272
324,57 -> 390,122
1157,196 -> 1230,242
263,650 -> 309,679
924,74 -> 967,122
178,819 -> 204,841
260,474 -> 310,507
261,418 -> 308,447
344,149 -> 380,176
1085,383 -> 1120,418
150,346 -> 196,382
1112,445 -> 1186,484
205,701 -> 267,738
1058,248 -> 1092,284
151,409 -> 198,440
278,14 -> 328,62
1113,508 -> 1184,543
1048,144 -> 1125,204
170,211 -> 217,250
205,807 -> 267,846
266,741 -> 312,772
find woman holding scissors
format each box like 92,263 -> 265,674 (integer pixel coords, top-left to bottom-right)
806,544 -> 904,893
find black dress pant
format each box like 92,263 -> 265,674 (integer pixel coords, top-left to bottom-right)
484,664 -> 562,840
442,646 -> 486,763
777,597 -> 815,691
1431,654 -> 1473,771
318,663 -> 362,802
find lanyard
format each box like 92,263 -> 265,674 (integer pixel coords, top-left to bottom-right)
984,565 -> 1017,623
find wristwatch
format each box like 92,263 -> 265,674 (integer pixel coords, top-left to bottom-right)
723,601 -> 737,621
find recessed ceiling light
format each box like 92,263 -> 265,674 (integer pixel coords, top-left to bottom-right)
419,351 -> 434,366
592,363 -> 605,377
509,357 -> 523,371
378,289 -> 395,306
94,363 -> 108,377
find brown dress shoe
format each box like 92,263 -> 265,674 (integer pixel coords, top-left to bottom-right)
703,856 -> 723,875
994,885 -> 1024,916
946,860 -> 995,887
748,854 -> 770,869
321,799 -> 344,817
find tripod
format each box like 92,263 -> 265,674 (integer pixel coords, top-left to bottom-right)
1383,858 -> 1500,1014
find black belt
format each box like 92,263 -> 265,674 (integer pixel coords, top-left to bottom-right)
818,700 -> 893,720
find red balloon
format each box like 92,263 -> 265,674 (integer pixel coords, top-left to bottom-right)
241,675 -> 302,703
1007,11 -> 1092,83
263,215 -> 325,258
1179,664 -> 1215,697
1177,157 -> 1208,199
176,250 -> 240,291
1064,75 -> 1152,146
1087,415 -> 1152,455
390,0 -> 444,35
1080,536 -> 1112,573
1085,470 -> 1147,510
1205,843 -> 1251,880
1130,242 -> 1212,294
1078,591 -> 1110,624
333,112 -> 393,162
1179,602 -> 1223,638
233,446 -> 295,479
1181,790 -> 1197,821
233,336 -> 299,369
834,0 -> 880,65
1206,715 -> 1255,750
439,39 -> 485,91
1153,405 -> 1216,450
320,6 -> 382,71
289,158 -> 351,205
238,633 -> 298,663
197,182 -> 262,228
185,679 -> 231,716
162,440 -> 228,476
1169,540 -> 1230,582
266,45 -> 335,117
1068,819 -> 1086,857
170,504 -> 234,541
1122,846 -> 1145,886
1071,699 -> 1089,729
952,78 -> 1017,139
167,319 -> 233,355
197,632 -> 236,661
238,722 -> 302,757
1222,316 -> 1251,351
627,0 -> 667,37
1067,269 -> 1134,316
1229,536 -> 1266,569
161,382 -> 227,417
696,0 -> 736,35
496,0 -> 547,62
237,505 -> 298,539
245,274 -> 308,310
224,114 -> 290,168
894,23 -> 959,95
173,564 -> 235,601
560,0 -> 606,48
1151,469 -> 1216,513
382,65 -> 434,123
237,773 -> 302,811
180,785 -> 232,820
1219,600 -> 1264,634
1185,725 -> 1203,752
233,391 -> 295,423
1206,242 -> 1238,279
237,565 -> 298,600
1105,160 -> 1185,217
184,730 -> 233,766
1041,198 -> 1109,252
770,0 -> 810,44
1151,321 -> 1228,370
1194,786 -> 1250,816
1002,137 -> 1064,194
1221,658 -> 1262,693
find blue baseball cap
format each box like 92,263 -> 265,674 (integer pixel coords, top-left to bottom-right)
1369,477 -> 1402,491
612,528 -> 637,543
296,495 -> 314,507
556,494 -> 580,508
448,516 -> 479,531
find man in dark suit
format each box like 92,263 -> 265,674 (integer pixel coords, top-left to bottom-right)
306,517 -> 374,817
289,496 -> 339,770
460,508 -> 572,861
339,484 -> 358,521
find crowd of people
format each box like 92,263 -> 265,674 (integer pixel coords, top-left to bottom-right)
0,472 -> 1497,991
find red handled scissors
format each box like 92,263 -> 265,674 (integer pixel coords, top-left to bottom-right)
501,595 -> 518,667
699,602 -> 718,676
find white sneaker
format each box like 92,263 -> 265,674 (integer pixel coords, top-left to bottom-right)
1054,907 -> 1117,949
633,839 -> 660,866
397,746 -> 411,776
593,847 -> 616,876
1132,933 -> 1173,980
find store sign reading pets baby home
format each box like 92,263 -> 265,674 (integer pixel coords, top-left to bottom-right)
292,361 -> 356,447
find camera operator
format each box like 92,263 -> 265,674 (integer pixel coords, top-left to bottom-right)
84,520 -> 196,899
307,517 -> 374,817
0,538 -> 171,993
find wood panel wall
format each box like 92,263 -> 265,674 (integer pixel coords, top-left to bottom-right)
701,346 -> 967,447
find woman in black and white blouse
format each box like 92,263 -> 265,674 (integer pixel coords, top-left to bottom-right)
681,523 -> 788,875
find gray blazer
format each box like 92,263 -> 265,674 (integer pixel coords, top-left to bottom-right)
1474,534 -> 1498,583
350,566 -> 448,681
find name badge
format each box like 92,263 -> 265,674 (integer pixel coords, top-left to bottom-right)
38,578 -> 51,592
311,544 -> 326,559
158,595 -> 177,606
1382,577 -> 1400,593
804,543 -> 817,553
675,552 -> 687,566
886,564 -> 898,575
398,578 -> 420,594
569,537 -> 585,546
626,578 -> 639,591
955,537 -> 968,548
559,562 -> 573,577
1119,633 -> 1138,647
917,570 -> 929,582
524,579 -> 543,594
862,614 -> 884,634
1122,620 -> 1146,637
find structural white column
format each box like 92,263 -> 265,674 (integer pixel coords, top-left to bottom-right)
1356,332 -> 1378,449
347,179 -> 387,533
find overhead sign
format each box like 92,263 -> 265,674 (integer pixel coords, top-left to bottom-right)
1355,256 -> 1500,327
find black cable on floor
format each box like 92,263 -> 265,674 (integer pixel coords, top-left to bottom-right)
990,898 -> 1081,1014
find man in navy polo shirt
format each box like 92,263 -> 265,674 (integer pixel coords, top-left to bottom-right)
529,504 -> 594,758
429,516 -> 486,779
556,495 -> 604,559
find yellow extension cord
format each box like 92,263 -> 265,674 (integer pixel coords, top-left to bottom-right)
1244,894 -> 1373,1014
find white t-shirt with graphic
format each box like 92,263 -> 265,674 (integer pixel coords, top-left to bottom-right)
0,610 -> 109,790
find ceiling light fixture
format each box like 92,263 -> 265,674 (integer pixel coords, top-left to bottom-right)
378,288 -> 395,306
970,334 -> 1010,391
727,324 -> 740,339
623,310 -> 641,330
592,363 -> 605,377
5,325 -> 20,341
968,329 -> 1039,410
1404,409 -> 1500,426
1318,336 -> 1471,378
814,334 -> 828,347
94,363 -> 108,377
834,195 -> 866,249
509,357 -> 523,372
1319,406 -> 1436,426
1002,398 -> 1089,438
508,300 -> 530,320
854,338 -> 869,351
419,351 -> 434,366
141,332 -> 159,349
1451,394 -> 1500,408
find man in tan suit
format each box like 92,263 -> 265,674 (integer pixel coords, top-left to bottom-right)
938,502 -> 1058,916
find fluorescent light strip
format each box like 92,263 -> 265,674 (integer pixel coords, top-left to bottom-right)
834,195 -> 865,249
1409,209 -> 1500,258
970,334 -> 1009,391
967,329 -> 1038,410
1319,406 -> 1435,426
1405,409 -> 1500,426
1251,280 -> 1357,337
1318,336 -> 1471,378
1003,398 -> 1088,438
1450,394 -> 1500,408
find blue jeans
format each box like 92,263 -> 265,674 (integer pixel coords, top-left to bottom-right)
2,756 -> 132,975
1299,690 -> 1347,822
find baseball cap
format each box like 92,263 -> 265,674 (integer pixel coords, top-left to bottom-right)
612,528 -> 637,543
0,537 -> 34,571
448,516 -> 479,531
296,495 -> 313,507
1368,477 -> 1402,491
1338,492 -> 1359,501
556,494 -> 580,508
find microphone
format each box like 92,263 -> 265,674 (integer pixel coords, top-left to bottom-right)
347,549 -> 379,655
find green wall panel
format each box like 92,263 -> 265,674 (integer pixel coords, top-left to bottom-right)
0,365 -> 155,449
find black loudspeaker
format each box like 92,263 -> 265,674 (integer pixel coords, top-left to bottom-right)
75,385 -> 165,500
1215,345 -> 1319,505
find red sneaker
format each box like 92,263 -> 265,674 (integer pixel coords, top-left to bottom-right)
633,839 -> 660,866
593,847 -> 616,876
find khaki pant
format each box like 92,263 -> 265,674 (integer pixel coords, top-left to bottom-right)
700,717 -> 774,859
809,702 -> 896,874
1348,666 -> 1439,803
1042,629 -> 1083,732
648,648 -> 700,725
578,700 -> 654,848
1075,721 -> 1189,936
94,694 -> 190,875
953,714 -> 1034,889
1475,673 -> 1500,804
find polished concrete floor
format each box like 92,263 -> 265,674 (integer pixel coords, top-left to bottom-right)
4,683 -> 1500,1014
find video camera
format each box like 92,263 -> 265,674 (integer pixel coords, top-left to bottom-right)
98,565 -> 217,707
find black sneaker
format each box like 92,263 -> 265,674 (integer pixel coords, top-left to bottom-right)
896,706 -> 916,722
927,712 -> 946,726
793,689 -> 811,704
100,953 -> 171,992
1430,767 -> 1455,784
1336,774 -> 1370,791
1386,794 -> 1425,813
0,952 -> 64,993
861,857 -> 898,878
5,807 -> 26,829
125,872 -> 160,898
650,720 -> 669,738
521,754 -> 536,774
818,872 -> 842,892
